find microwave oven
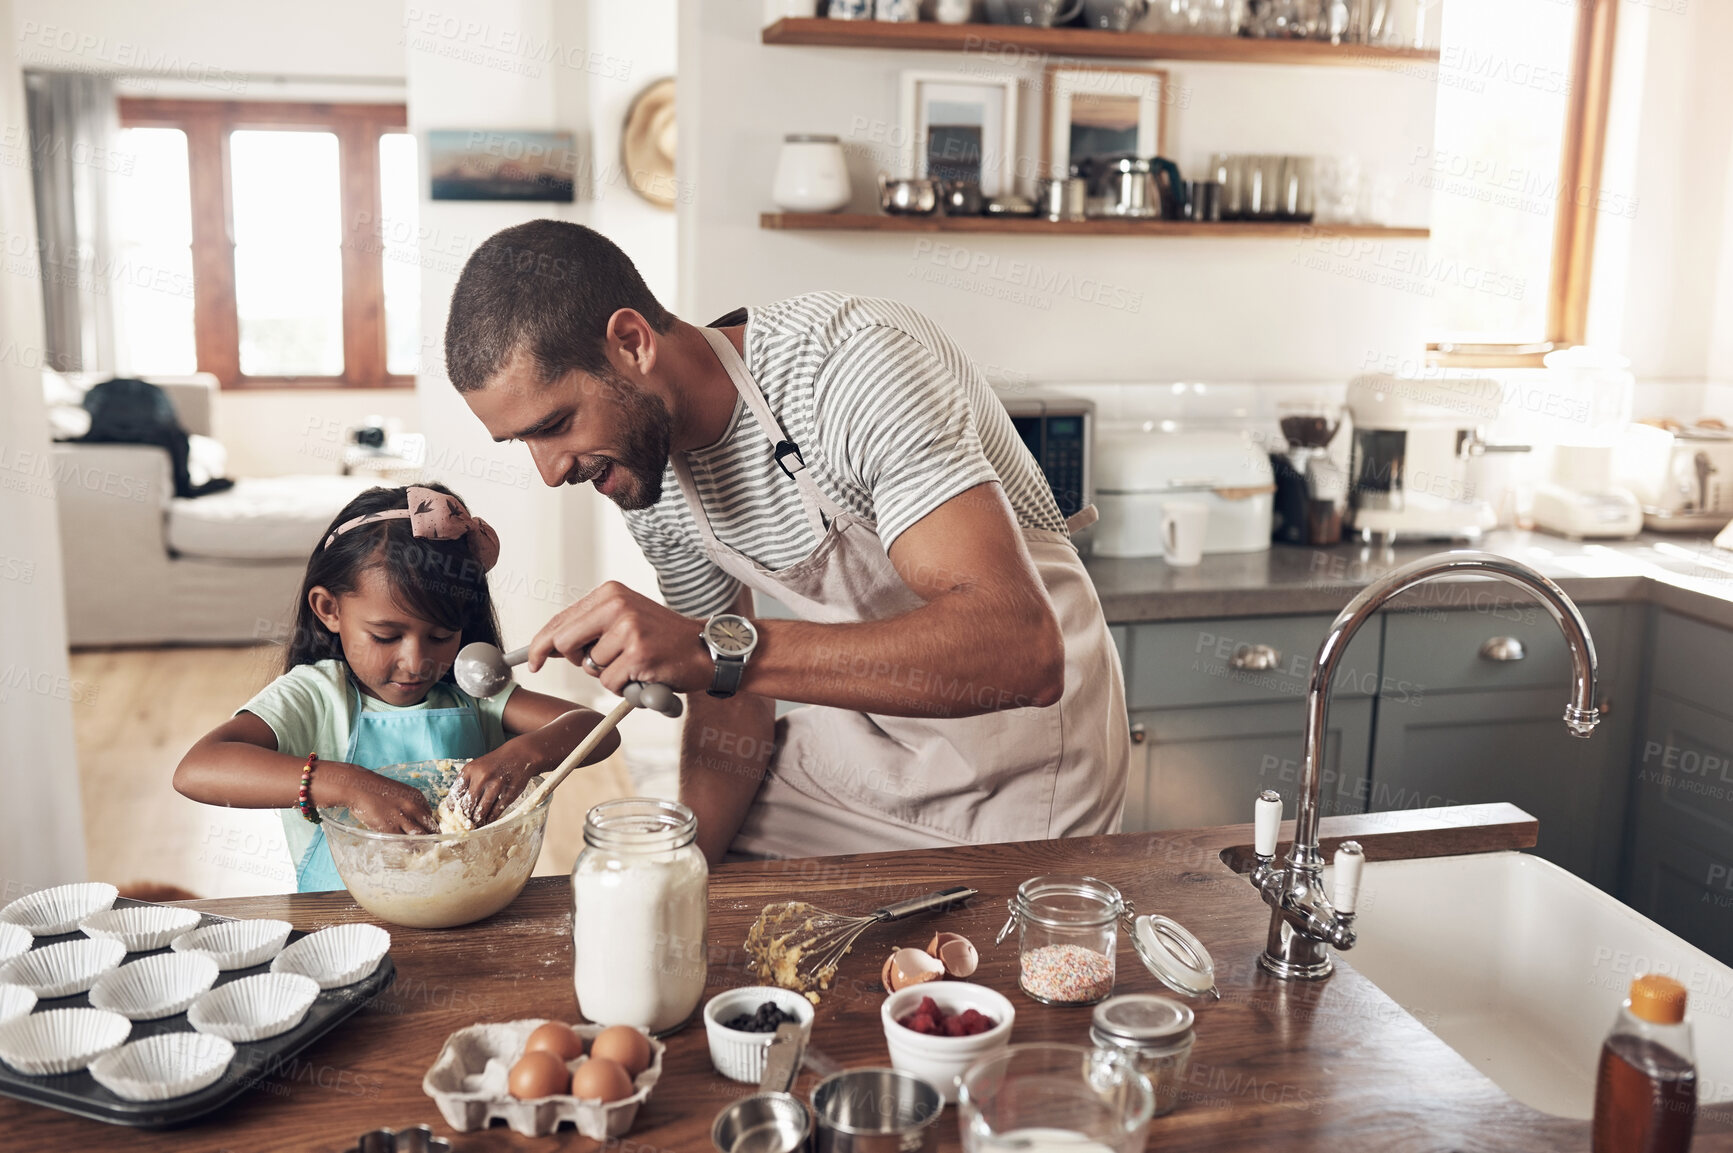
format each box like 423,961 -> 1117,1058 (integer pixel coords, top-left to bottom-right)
996,393 -> 1094,521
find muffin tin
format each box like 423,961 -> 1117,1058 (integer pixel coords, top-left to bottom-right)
422,1019 -> 666,1138
0,898 -> 394,1127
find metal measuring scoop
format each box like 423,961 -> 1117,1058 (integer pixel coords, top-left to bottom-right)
452,641 -> 683,718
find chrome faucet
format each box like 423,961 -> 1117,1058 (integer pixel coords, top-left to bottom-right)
1248,550 -> 1600,979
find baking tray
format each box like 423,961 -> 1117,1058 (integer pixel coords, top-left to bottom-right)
0,898 -> 395,1128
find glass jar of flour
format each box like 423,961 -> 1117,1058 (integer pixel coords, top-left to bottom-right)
571,798 -> 708,1035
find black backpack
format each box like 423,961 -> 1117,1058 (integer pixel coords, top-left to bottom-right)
78,378 -> 234,499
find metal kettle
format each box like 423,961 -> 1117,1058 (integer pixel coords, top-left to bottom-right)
1075,153 -> 1188,220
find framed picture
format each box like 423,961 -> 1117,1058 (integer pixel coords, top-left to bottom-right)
899,71 -> 1018,197
1041,66 -> 1168,179
427,130 -> 577,202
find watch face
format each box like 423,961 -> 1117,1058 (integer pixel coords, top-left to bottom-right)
708,615 -> 756,657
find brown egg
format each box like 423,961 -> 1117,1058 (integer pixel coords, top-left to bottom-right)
571,1055 -> 634,1103
589,1024 -> 652,1078
507,1050 -> 569,1100
524,1021 -> 585,1062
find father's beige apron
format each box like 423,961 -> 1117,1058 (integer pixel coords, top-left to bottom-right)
671,326 -> 1128,858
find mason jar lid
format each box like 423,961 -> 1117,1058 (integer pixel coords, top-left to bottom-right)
1092,994 -> 1194,1048
1129,914 -> 1218,998
784,134 -> 840,143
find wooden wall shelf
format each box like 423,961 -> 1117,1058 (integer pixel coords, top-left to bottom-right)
760,212 -> 1429,239
760,17 -> 1440,68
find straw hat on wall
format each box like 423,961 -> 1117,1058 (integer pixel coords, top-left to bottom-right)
621,77 -> 677,210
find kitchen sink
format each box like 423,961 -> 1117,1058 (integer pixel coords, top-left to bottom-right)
1329,850 -> 1733,1119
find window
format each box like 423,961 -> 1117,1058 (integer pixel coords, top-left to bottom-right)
116,100 -> 414,388
1426,0 -> 1618,365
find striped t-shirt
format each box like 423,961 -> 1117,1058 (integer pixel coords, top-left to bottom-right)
623,292 -> 1066,618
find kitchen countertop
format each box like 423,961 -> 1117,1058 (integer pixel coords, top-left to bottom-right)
6,804 -> 1731,1151
1084,528 -> 1733,624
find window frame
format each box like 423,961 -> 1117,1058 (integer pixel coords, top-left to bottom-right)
1427,0 -> 1619,368
117,98 -> 413,390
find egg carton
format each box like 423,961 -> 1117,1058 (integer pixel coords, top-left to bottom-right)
421,1019 -> 664,1138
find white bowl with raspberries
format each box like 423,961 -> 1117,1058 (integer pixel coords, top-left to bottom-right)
880,982 -> 1015,1103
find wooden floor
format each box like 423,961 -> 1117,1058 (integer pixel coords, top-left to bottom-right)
67,646 -> 635,899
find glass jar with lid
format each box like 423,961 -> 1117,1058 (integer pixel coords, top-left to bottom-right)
997,875 -> 1126,1005
571,798 -> 708,1035
1091,994 -> 1196,1117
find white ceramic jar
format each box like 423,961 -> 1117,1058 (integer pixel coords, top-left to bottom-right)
772,134 -> 851,214
571,798 -> 707,1035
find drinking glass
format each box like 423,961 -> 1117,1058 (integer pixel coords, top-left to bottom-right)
958,1044 -> 1155,1153
1249,155 -> 1285,220
1280,156 -> 1315,222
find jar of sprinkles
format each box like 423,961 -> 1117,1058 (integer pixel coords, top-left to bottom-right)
996,875 -> 1126,1005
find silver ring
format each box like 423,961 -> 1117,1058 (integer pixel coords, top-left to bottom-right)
583,652 -> 605,675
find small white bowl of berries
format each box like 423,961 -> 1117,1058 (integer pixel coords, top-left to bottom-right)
880,982 -> 1015,1103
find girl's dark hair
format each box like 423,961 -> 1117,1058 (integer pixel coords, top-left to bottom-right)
284,483 -> 503,677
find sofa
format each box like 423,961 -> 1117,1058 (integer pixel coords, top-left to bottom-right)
49,373 -> 378,647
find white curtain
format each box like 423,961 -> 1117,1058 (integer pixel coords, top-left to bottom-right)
0,23 -> 91,887
24,70 -> 118,374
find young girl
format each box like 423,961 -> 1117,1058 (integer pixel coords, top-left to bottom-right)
176,483 -> 620,892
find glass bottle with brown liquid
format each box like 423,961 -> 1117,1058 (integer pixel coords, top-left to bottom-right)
1592,973 -> 1696,1153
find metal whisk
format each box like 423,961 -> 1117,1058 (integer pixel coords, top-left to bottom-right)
744,886 -> 978,992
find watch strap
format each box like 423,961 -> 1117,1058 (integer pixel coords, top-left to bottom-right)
708,655 -> 746,698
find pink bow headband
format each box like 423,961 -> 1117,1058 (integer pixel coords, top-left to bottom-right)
323,486 -> 501,572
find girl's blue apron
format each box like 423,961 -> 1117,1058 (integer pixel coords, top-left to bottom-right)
294,679 -> 489,892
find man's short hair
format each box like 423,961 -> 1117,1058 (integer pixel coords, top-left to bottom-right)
443,220 -> 673,393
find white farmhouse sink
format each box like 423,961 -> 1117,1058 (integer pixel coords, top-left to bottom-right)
1329,851 -> 1733,1119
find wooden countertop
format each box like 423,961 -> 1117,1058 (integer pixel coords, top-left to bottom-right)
5,803 -> 1729,1151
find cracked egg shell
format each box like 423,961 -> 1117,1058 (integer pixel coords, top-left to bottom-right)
881,946 -> 945,992
927,931 -> 979,978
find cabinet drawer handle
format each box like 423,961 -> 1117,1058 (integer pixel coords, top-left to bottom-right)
1478,637 -> 1526,662
1229,644 -> 1282,672
1129,722 -> 1147,745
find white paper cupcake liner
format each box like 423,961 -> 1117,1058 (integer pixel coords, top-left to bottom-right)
89,952 -> 221,1021
88,1030 -> 236,1102
79,905 -> 203,954
0,923 -> 31,964
187,972 -> 320,1042
0,1007 -> 131,1075
422,1020 -> 664,1138
0,984 -> 37,1024
268,923 -> 390,989
0,937 -> 127,998
170,919 -> 291,971
0,883 -> 118,937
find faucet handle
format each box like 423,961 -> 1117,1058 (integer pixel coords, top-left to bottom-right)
1254,789 -> 1283,857
1332,841 -> 1364,914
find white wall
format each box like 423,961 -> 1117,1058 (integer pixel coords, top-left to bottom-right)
406,0 -> 682,768
677,2 -> 1438,384
12,0 -> 406,81
1585,0 -> 1733,393
0,0 -> 90,891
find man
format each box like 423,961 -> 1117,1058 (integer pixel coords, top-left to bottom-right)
445,221 -> 1128,863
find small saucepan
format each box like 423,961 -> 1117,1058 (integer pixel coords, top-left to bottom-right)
878,175 -> 940,216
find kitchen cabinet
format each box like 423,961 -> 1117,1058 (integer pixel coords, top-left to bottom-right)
1124,698 -> 1372,833
1367,687 -> 1631,887
1624,611 -> 1733,963
1366,605 -> 1635,891
1117,612 -> 1380,832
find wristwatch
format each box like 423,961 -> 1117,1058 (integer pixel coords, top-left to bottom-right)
701,613 -> 759,698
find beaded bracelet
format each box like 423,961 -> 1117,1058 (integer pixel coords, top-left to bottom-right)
297,753 -> 322,824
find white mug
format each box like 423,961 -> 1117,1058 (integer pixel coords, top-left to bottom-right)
1160,501 -> 1209,567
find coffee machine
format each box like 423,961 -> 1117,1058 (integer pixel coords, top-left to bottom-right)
1270,403 -> 1347,546
1345,374 -> 1500,543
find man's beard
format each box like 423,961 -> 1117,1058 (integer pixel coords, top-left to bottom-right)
589,366 -> 673,511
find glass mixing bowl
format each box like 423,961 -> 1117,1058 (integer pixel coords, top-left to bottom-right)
319,760 -> 550,929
